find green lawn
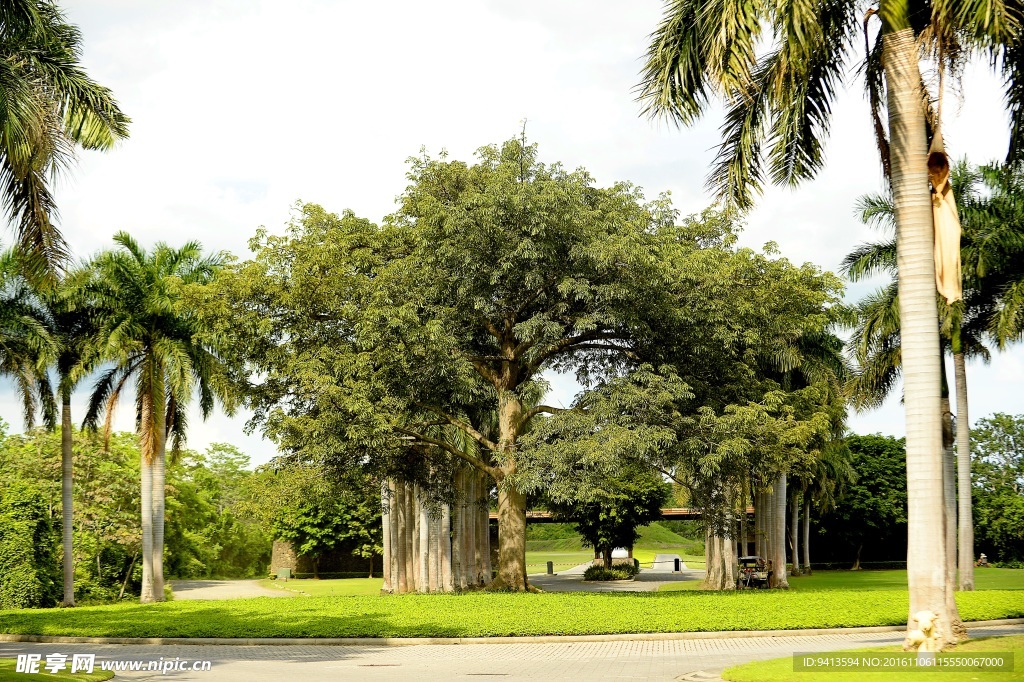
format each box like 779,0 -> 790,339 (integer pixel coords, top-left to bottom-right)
723,635 -> 1024,682
785,568 -> 1024,591
525,551 -> 594,572
0,590 -> 1022,639
659,568 -> 1024,592
525,521 -> 707,571
258,578 -> 384,597
0,659 -> 112,681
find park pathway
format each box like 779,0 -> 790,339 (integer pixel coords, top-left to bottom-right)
2,624 -> 1020,681
169,580 -> 290,600
528,557 -> 705,592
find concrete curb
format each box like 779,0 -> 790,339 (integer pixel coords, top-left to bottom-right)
1,618 -> 1022,647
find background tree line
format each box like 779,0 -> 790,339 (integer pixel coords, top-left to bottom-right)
0,421 -> 269,608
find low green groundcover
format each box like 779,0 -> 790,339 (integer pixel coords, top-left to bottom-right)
0,590 -> 1022,639
0,659 -> 113,681
722,635 -> 1024,682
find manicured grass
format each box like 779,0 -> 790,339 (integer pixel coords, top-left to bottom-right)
0,590 -> 1022,639
0,659 -> 112,681
633,548 -> 706,569
258,578 -> 384,597
786,568 -> 1024,591
659,568 -> 1024,592
723,635 -> 1024,682
525,551 -> 594,572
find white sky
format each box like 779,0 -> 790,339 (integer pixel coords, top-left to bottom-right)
3,0 -> 1023,466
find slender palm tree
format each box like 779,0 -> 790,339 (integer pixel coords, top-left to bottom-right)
1,0 -> 130,277
38,266 -> 100,606
637,0 -> 1022,642
843,163 -> 1024,590
84,233 -> 231,602
0,246 -> 56,423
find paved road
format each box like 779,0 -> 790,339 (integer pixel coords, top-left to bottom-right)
3,625 -> 1020,681
169,580 -> 291,600
529,560 -> 705,593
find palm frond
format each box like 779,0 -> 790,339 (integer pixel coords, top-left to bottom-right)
636,0 -> 712,125
840,239 -> 897,281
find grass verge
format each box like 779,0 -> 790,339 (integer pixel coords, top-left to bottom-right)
659,568 -> 1024,593
0,659 -> 112,681
0,590 -> 1021,639
722,635 -> 1024,682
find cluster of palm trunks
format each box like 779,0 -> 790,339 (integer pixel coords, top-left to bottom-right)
381,468 -> 492,593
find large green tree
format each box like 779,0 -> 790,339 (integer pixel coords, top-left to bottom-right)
84,233 -> 232,602
637,0 -> 1024,641
970,413 -> 1024,563
0,0 -> 129,276
816,434 -> 908,568
208,139 -> 671,590
242,461 -> 381,578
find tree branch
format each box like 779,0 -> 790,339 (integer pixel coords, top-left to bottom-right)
522,404 -> 569,422
396,427 -> 501,479
529,329 -> 623,370
413,402 -> 500,452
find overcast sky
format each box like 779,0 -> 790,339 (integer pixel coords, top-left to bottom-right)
2,0 -> 1022,466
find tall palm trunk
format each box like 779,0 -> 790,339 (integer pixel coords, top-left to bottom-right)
953,344 -> 975,590
139,453 -> 155,603
789,488 -> 800,576
771,473 -> 789,588
941,394 -> 958,615
881,18 -> 960,643
801,494 -> 812,574
60,385 -> 75,606
151,368 -> 167,601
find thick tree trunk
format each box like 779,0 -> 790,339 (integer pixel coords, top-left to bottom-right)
754,491 -> 764,558
882,22 -> 960,644
802,495 -> 812,574
771,474 -> 789,588
60,388 -> 75,607
953,351 -> 975,591
602,548 -> 613,570
789,488 -> 801,576
703,527 -> 737,590
495,484 -> 527,590
852,542 -> 863,571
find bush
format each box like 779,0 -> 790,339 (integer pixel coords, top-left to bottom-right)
583,563 -> 639,581
0,482 -> 59,609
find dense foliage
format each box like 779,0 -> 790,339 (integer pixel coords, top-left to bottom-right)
546,465 -> 669,568
971,414 -> 1024,564
0,420 -> 269,607
814,434 -> 907,567
240,461 -> 382,577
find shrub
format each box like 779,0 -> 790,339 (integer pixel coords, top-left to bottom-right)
583,563 -> 640,581
0,481 -> 60,609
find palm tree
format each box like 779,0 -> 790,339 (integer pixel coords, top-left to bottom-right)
637,0 -> 1022,642
84,233 -> 231,602
0,247 -> 56,423
39,267 -> 101,606
843,163 -> 1023,591
1,0 -> 130,277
